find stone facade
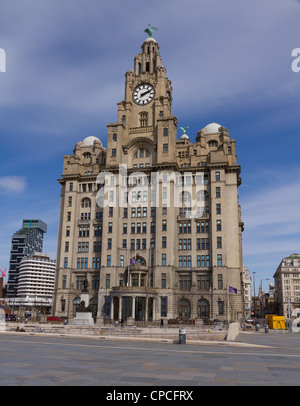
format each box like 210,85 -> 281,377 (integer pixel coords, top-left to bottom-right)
52,35 -> 245,324
273,253 -> 300,318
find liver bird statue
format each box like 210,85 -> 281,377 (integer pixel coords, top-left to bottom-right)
144,24 -> 158,38
180,126 -> 189,134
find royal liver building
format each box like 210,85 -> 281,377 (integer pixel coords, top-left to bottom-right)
53,30 -> 245,324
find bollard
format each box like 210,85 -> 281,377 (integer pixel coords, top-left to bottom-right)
179,328 -> 186,344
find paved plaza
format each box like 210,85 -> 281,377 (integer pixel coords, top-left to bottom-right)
0,330 -> 300,386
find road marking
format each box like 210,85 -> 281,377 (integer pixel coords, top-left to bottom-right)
1,336 -> 300,359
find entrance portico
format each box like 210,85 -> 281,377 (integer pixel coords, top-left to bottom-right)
110,287 -> 156,323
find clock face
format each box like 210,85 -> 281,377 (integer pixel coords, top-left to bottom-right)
133,83 -> 155,105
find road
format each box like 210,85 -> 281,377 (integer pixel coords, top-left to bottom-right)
0,331 -> 300,386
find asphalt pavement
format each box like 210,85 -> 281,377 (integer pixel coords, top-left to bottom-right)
0,330 -> 300,387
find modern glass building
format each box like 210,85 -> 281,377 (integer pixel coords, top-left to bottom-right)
7,219 -> 47,297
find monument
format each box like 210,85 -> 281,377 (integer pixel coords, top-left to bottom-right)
72,279 -> 94,325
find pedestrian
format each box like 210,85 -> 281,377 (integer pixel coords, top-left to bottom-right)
120,318 -> 124,328
160,318 -> 164,328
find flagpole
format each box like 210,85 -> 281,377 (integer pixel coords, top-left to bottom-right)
227,285 -> 230,325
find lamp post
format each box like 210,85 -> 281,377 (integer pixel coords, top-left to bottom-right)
260,278 -> 269,318
253,272 -> 256,323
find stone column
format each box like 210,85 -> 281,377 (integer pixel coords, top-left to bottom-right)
145,297 -> 149,322
118,296 -> 122,321
110,297 -> 114,322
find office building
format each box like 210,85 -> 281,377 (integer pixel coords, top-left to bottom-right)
53,32 -> 244,324
274,253 -> 300,318
7,219 -> 47,297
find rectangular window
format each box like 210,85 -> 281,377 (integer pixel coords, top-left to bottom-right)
163,143 -> 168,152
162,236 -> 167,248
216,187 -> 221,198
162,219 -> 167,231
112,148 -> 116,157
107,255 -> 111,267
108,222 -> 113,233
106,274 -> 110,288
161,297 -> 168,317
107,238 -> 112,250
197,275 -> 210,290
216,220 -> 222,231
122,239 -> 127,249
62,275 -> 67,289
93,257 -> 101,269
218,301 -> 224,315
67,212 -> 71,222
162,253 -> 166,266
217,237 -> 222,248
151,222 -> 155,233
123,223 -> 127,234
216,204 -> 221,214
217,254 -> 223,266
218,274 -> 223,289
216,171 -> 220,181
131,223 -> 136,234
179,275 -> 191,290
64,257 -> 68,269
92,275 -> 100,289
136,239 -> 141,250
130,239 -> 135,250
161,273 -> 166,289
69,182 -> 73,192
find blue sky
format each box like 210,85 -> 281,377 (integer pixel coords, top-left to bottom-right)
0,0 -> 300,293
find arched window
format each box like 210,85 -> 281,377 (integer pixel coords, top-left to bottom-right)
83,152 -> 91,159
81,198 -> 91,208
178,299 -> 191,320
197,299 -> 209,318
136,256 -> 146,266
73,297 -> 81,316
133,148 -> 150,159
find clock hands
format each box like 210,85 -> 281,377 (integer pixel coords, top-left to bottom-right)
140,89 -> 153,98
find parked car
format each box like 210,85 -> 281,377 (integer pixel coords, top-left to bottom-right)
47,316 -> 65,322
7,314 -> 17,322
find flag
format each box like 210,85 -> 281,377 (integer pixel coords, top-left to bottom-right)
0,268 -> 6,278
130,259 -> 137,265
228,286 -> 237,294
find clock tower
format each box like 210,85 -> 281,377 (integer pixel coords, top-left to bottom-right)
53,28 -> 245,325
106,34 -> 178,169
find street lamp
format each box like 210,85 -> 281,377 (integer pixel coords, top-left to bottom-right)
253,272 -> 256,322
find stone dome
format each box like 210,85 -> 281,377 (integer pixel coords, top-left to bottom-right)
180,133 -> 190,140
82,135 -> 102,147
204,122 -> 222,134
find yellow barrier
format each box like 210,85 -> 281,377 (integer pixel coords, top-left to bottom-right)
265,315 -> 285,330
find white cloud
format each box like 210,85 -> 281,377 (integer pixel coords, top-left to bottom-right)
0,176 -> 27,194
